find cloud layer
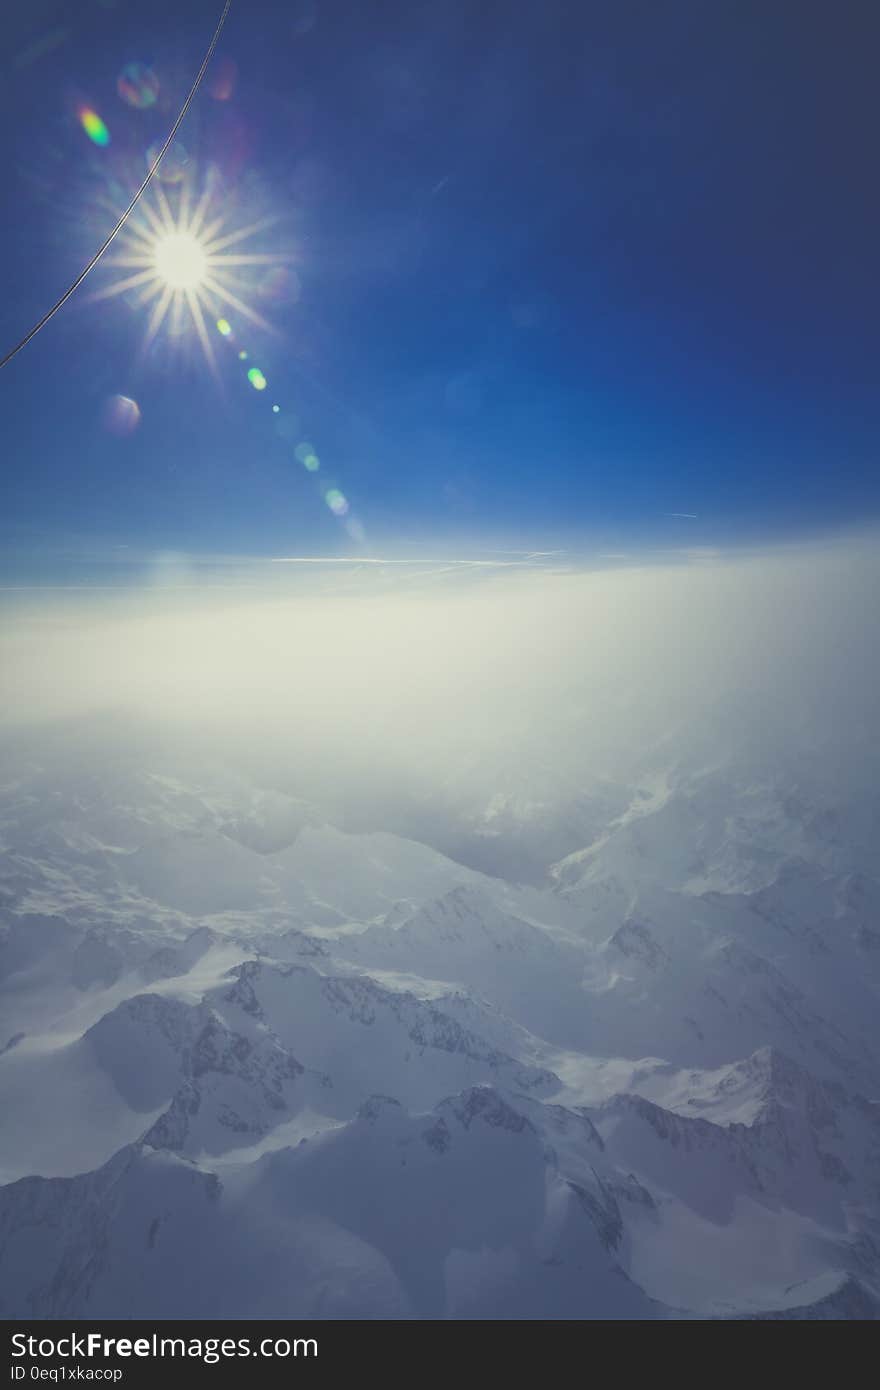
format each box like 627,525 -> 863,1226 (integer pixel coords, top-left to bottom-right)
1,533 -> 877,802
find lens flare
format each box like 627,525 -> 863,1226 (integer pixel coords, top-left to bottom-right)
208,56 -> 238,101
325,488 -> 349,516
102,394 -> 141,435
117,62 -> 159,110
247,367 -> 267,390
153,233 -> 208,290
93,159 -> 295,377
295,442 -> 320,471
79,107 -> 110,147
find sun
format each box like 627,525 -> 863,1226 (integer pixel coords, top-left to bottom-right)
90,169 -> 292,375
153,232 -> 208,291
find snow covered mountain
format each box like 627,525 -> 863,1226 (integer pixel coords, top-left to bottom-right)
1,725 -> 879,1319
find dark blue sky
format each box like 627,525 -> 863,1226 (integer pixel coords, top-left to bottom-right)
1,0 -> 878,577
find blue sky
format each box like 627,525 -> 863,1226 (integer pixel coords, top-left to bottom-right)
1,0 -> 878,580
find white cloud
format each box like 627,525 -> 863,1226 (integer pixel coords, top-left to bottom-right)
0,531 -> 877,795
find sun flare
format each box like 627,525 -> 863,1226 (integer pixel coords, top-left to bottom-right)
153,232 -> 208,291
91,170 -> 292,375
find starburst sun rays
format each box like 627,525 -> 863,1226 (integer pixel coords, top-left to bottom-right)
90,177 -> 292,374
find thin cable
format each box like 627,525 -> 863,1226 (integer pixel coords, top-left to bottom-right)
0,0 -> 232,371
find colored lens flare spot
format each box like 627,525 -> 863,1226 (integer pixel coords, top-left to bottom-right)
79,107 -> 110,146
295,442 -> 320,471
208,56 -> 238,101
103,394 -> 141,436
117,61 -> 159,109
272,404 -> 280,413
325,488 -> 349,516
247,367 -> 267,391
238,349 -> 248,361
216,318 -> 232,337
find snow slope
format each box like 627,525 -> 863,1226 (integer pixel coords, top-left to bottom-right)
1,733 -> 879,1319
